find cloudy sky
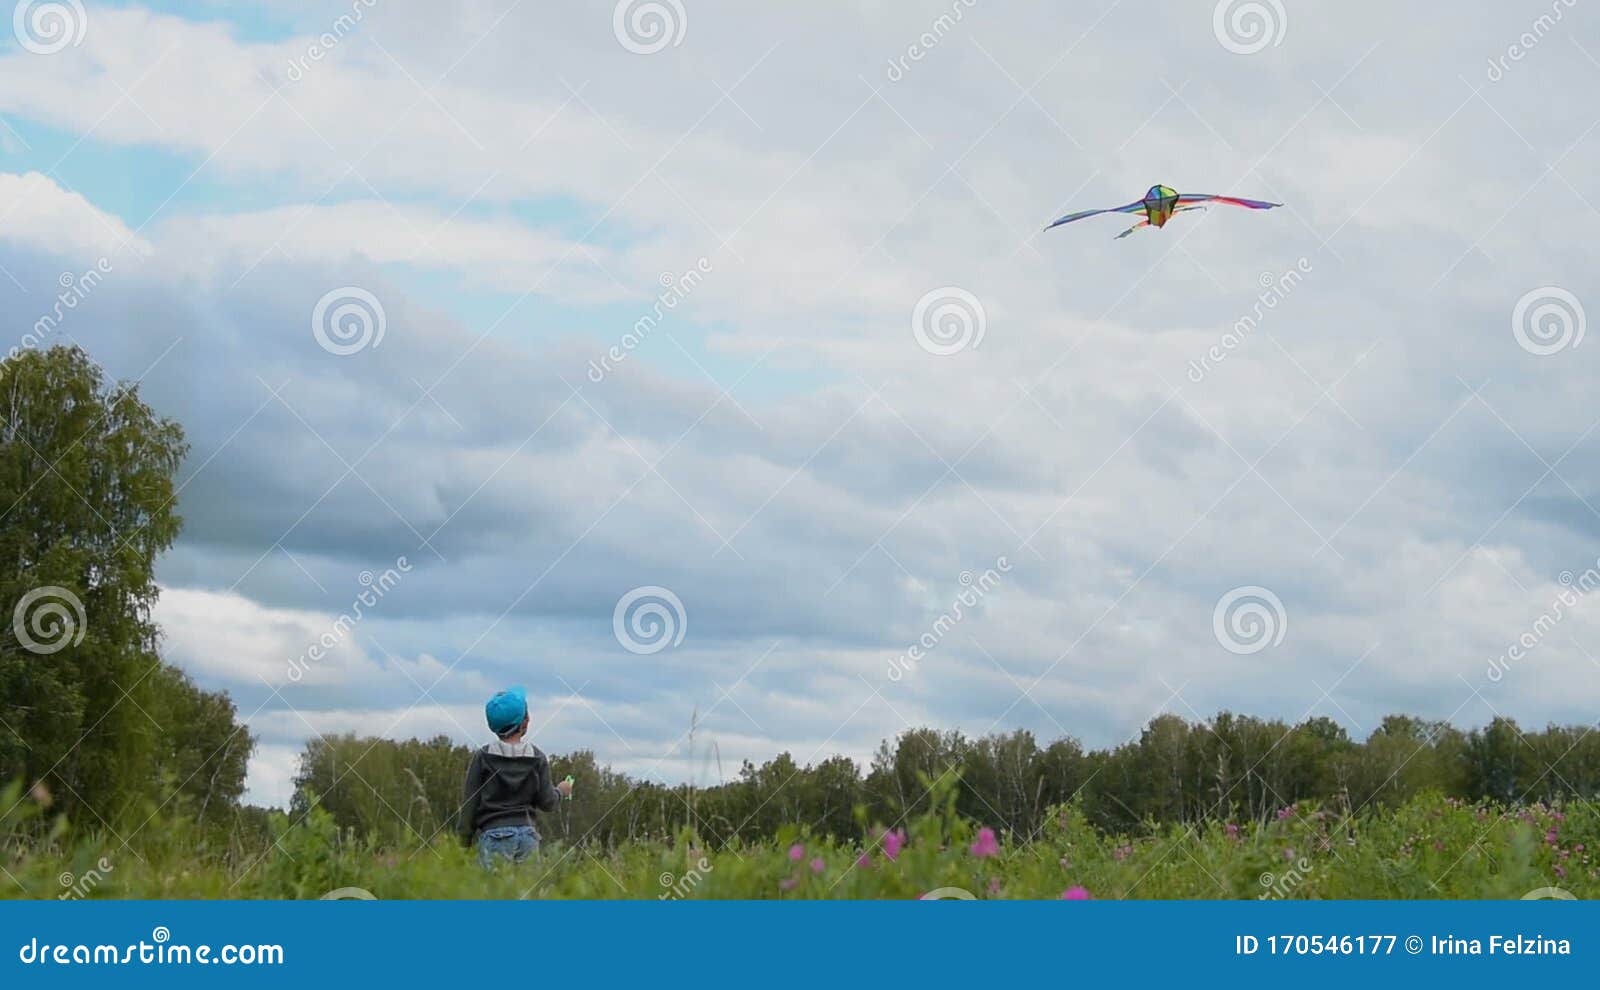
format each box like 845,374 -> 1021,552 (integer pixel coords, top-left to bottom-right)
2,0 -> 1598,808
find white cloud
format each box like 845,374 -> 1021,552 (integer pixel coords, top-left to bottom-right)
0,172 -> 150,261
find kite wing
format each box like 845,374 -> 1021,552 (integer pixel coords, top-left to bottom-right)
1044,199 -> 1145,232
1175,194 -> 1281,210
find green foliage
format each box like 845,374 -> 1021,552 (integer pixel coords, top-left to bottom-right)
2,776 -> 1594,900
0,345 -> 251,830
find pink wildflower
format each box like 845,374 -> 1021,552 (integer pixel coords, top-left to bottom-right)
779,877 -> 798,891
788,843 -> 805,862
969,827 -> 1000,858
810,856 -> 825,874
855,852 -> 871,869
1060,885 -> 1091,900
883,829 -> 906,861
1112,844 -> 1132,862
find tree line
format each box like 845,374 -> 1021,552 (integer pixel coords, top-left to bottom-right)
292,711 -> 1600,849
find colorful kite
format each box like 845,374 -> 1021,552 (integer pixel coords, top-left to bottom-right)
1045,184 -> 1281,239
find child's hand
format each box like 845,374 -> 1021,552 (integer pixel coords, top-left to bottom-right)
556,777 -> 573,798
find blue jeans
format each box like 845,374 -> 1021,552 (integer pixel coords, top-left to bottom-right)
476,825 -> 539,870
